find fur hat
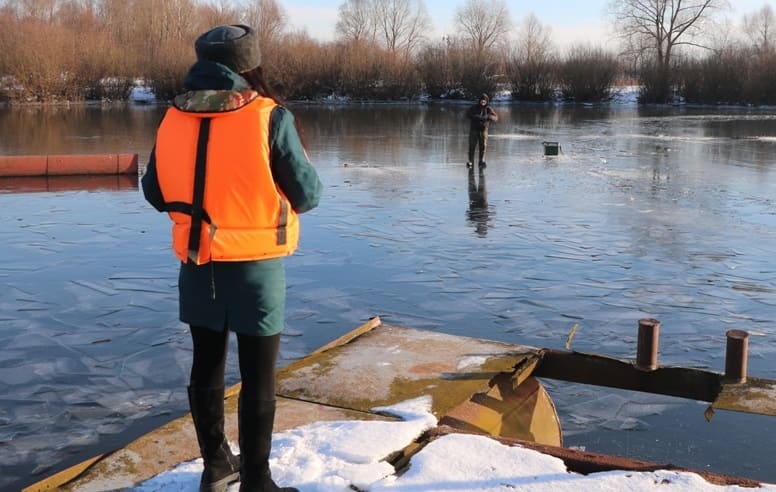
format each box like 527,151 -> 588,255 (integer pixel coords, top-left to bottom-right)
194,24 -> 261,73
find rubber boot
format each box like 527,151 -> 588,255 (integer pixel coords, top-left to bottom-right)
188,386 -> 241,492
238,395 -> 299,492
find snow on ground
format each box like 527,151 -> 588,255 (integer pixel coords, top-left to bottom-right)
609,85 -> 640,105
129,86 -> 156,104
123,84 -> 641,106
132,396 -> 775,492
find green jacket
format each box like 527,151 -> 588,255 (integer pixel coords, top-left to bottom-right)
141,60 -> 322,336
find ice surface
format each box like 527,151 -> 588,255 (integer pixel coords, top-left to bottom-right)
3,104 -> 776,489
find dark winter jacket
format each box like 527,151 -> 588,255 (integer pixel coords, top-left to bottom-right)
467,94 -> 498,131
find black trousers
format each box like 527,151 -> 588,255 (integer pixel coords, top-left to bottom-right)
189,325 -> 279,401
468,128 -> 489,163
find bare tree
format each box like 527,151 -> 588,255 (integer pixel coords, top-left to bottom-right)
336,0 -> 375,43
515,13 -> 553,64
454,0 -> 511,54
159,0 -> 199,42
14,0 -> 58,21
244,0 -> 287,49
197,0 -> 240,28
609,0 -> 729,68
509,13 -> 557,101
269,30 -> 333,99
743,4 -> 776,54
97,0 -> 138,61
609,0 -> 729,102
559,44 -> 620,102
372,0 -> 430,55
57,0 -> 99,29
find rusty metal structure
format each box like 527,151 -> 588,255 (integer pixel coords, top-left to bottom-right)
23,316 -> 776,491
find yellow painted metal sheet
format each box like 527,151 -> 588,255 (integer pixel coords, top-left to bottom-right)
712,377 -> 776,416
440,374 -> 562,446
276,323 -> 541,418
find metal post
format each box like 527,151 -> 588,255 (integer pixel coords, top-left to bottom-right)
636,318 -> 660,371
724,330 -> 749,383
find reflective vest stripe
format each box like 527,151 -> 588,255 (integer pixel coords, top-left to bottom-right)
277,198 -> 287,246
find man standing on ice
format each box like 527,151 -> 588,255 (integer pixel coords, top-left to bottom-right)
466,93 -> 498,168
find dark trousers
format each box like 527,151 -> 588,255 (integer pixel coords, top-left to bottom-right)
468,128 -> 488,163
189,325 -> 279,401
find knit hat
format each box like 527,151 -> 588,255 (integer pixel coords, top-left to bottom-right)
194,24 -> 261,73
480,93 -> 489,103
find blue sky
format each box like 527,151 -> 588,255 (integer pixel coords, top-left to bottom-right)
280,0 -> 773,48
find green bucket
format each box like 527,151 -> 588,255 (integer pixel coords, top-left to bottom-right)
542,141 -> 560,156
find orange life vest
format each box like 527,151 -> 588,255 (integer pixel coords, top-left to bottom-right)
155,95 -> 299,264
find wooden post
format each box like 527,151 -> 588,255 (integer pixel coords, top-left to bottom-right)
724,330 -> 749,383
636,319 -> 660,371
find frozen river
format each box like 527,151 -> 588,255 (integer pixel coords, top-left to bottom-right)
1,102 -> 775,490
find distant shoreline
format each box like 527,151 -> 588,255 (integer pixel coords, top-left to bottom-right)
3,94 -> 776,110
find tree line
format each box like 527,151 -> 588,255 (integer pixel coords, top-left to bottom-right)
1,0 -> 775,105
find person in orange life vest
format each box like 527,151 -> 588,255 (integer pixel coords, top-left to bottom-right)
141,24 -> 321,492
466,93 -> 498,168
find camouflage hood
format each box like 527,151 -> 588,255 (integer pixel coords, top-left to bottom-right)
173,89 -> 258,112
174,59 -> 257,112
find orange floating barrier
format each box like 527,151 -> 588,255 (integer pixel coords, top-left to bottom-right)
0,174 -> 138,193
0,153 -> 138,177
